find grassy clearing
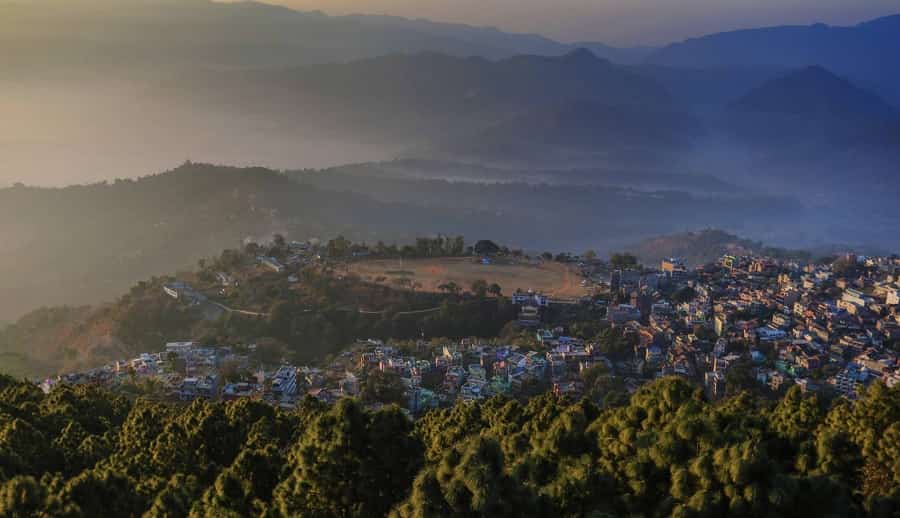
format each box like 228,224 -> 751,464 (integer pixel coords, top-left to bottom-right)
348,257 -> 585,298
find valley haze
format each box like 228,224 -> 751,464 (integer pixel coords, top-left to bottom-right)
2,3 -> 900,517
1,0 -> 899,322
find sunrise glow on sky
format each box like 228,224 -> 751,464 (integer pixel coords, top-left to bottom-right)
267,0 -> 898,45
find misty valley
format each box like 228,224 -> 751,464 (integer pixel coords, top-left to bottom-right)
2,1 -> 900,517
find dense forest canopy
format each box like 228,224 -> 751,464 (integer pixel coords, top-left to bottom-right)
0,375 -> 898,517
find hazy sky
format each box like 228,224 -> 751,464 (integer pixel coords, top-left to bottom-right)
272,0 -> 899,46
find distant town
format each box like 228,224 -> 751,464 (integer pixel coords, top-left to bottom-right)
38,239 -> 900,415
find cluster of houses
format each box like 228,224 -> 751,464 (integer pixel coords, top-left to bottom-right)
39,341 -> 308,408
38,246 -> 900,412
38,333 -> 619,414
595,253 -> 900,400
326,335 -> 633,409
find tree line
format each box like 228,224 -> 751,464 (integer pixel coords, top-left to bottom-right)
325,235 -> 470,260
1,374 -> 898,517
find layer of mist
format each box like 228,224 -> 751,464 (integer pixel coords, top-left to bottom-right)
2,0 -> 899,323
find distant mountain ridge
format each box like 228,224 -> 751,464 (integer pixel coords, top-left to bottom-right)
3,1 -> 899,193
189,49 -> 687,162
648,14 -> 900,104
260,49 -> 669,110
731,66 -> 897,120
0,163 -> 486,319
435,99 -> 700,165
0,162 -> 806,320
0,0 -> 652,77
0,0 -> 898,277
723,65 -> 900,162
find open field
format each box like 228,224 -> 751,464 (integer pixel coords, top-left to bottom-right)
347,257 -> 585,299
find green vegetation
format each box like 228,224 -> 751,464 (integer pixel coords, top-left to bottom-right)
0,246 -> 520,376
672,286 -> 698,304
0,375 -> 898,516
609,253 -> 640,270
0,160 -> 804,324
361,370 -> 407,407
234,269 -> 518,365
0,163 -> 512,321
327,235 -> 469,260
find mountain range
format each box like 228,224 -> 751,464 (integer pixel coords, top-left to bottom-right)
0,0 -> 652,77
175,48 -> 900,187
3,0 -> 897,98
1,0 -> 899,323
726,65 -> 900,155
712,66 -> 900,199
648,15 -> 900,105
0,162 -> 806,321
2,1 -> 899,186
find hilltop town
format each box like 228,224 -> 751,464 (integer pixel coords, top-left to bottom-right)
33,236 -> 900,414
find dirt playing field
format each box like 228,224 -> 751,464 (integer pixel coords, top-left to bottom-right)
347,257 -> 585,299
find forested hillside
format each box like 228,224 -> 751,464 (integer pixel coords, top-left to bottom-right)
0,163 -> 491,319
0,245 -> 520,377
0,375 -> 898,516
0,162 -> 802,321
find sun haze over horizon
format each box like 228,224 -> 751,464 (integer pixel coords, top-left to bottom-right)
259,0 -> 899,46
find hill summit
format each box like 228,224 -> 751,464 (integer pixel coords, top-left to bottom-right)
732,65 -> 896,121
